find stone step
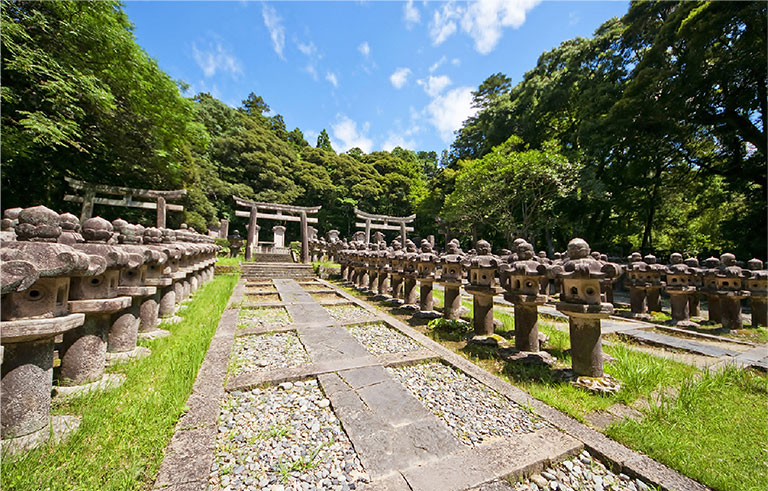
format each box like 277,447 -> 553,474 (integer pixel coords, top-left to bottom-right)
249,253 -> 294,263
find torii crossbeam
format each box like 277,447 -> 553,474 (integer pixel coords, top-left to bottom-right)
64,177 -> 186,227
233,196 -> 321,263
354,208 -> 415,245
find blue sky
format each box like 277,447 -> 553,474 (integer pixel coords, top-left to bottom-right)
125,1 -> 629,154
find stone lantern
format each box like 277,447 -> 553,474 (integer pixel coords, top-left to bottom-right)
401,239 -> 420,310
228,230 -> 244,258
58,212 -> 84,245
624,252 -> 650,319
438,239 -> 466,320
684,257 -> 702,317
665,253 -> 698,327
352,242 -> 368,289
701,257 -> 722,323
1,207 -> 23,242
146,229 -> 183,323
140,227 -> 171,338
462,240 -> 503,342
745,259 -> 767,327
386,239 -> 405,305
412,239 -> 440,318
641,254 -> 666,312
714,253 -> 750,331
62,217 -> 132,392
555,238 -> 621,392
364,242 -> 378,293
338,240 -> 351,282
500,241 -> 550,354
374,241 -> 392,300
1,206 -> 102,452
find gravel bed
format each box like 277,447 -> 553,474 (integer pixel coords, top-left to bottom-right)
512,449 -> 651,491
387,362 -> 547,446
210,380 -> 369,490
310,292 -> 343,302
239,307 -> 293,329
245,293 -> 282,303
246,285 -> 277,293
230,332 -> 311,376
324,304 -> 378,323
347,322 -> 422,355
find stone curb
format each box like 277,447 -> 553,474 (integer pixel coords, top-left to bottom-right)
319,279 -> 710,491
153,278 -> 245,490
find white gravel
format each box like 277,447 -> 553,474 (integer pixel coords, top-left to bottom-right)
230,332 -> 311,376
387,362 -> 547,446
324,304 -> 378,324
347,322 -> 422,355
245,293 -> 282,303
513,450 -> 651,491
239,307 -> 293,329
210,380 -> 369,490
246,285 -> 278,293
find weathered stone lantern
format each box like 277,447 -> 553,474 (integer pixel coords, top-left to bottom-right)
701,257 -> 722,323
412,239 -> 440,318
338,240 -> 351,282
364,243 -> 379,293
1,206 -> 101,452
745,259 -> 767,327
555,238 -> 621,392
386,239 -> 405,305
374,241 -> 392,300
684,257 -> 702,317
624,252 -> 650,319
58,212 -> 84,245
642,255 -> 666,312
228,230 -> 244,258
146,229 -> 183,323
1,207 -> 23,242
438,239 -> 466,320
140,227 -> 171,338
500,241 -> 550,353
714,253 -> 750,331
62,217 -> 132,392
401,239 -> 420,309
665,253 -> 698,327
462,240 -> 503,342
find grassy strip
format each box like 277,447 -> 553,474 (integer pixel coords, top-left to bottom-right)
335,279 -> 768,490
1,274 -> 238,490
216,255 -> 242,266
607,366 -> 768,491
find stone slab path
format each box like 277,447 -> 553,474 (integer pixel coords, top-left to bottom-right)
155,277 -> 710,491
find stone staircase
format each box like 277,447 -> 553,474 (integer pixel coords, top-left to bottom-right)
241,258 -> 315,281
250,252 -> 295,263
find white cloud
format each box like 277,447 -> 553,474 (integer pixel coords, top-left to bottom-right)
297,41 -> 316,57
429,56 -> 447,73
461,0 -> 540,54
417,74 -> 452,97
428,0 -> 541,54
262,4 -> 286,59
403,0 -> 420,28
191,41 -> 243,78
429,2 -> 460,46
305,64 -> 318,80
425,86 -> 478,142
451,57 -> 461,66
325,71 -> 339,88
332,115 -> 373,153
389,67 -> 411,89
358,41 -> 371,58
382,133 -> 416,152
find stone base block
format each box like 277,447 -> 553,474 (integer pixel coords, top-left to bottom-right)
499,348 -> 556,367
567,373 -> 621,394
467,334 -> 510,348
629,313 -> 652,321
53,373 -> 126,398
398,304 -> 420,312
412,310 -> 442,320
1,415 -> 81,456
105,346 -> 151,366
371,294 -> 392,302
383,298 -> 405,307
138,328 -> 171,340
668,319 -> 700,329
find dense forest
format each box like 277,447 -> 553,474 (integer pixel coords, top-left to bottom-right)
1,1 -> 765,259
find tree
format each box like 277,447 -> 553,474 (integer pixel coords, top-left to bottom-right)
316,128 -> 334,152
240,92 -> 270,118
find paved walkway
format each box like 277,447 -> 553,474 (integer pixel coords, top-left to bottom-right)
155,277 -> 709,491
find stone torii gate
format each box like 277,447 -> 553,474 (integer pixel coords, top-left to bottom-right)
63,177 -> 186,228
233,196 -> 320,263
354,208 -> 415,244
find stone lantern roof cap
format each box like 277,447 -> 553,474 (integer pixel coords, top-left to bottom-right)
15,205 -> 62,242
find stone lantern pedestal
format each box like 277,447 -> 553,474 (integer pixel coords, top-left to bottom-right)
413,241 -> 440,319
665,254 -> 698,328
437,240 -> 465,320
714,254 -> 749,331
400,240 -> 420,311
464,240 -> 503,344
745,260 -> 767,327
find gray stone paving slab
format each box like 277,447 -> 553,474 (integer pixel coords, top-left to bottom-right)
622,329 -> 741,357
356,378 -> 437,426
401,427 -> 582,491
338,365 -> 391,390
299,325 -> 373,360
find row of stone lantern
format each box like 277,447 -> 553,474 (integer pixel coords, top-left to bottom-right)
624,252 -> 766,330
0,205 -> 219,453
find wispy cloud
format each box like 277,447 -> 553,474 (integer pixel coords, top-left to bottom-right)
358,41 -> 371,58
296,39 -> 321,80
332,115 -> 373,153
191,40 -> 243,78
425,86 -> 478,142
417,74 -> 452,97
429,0 -> 541,54
403,0 -> 420,28
325,71 -> 339,88
262,4 -> 286,59
390,67 -> 411,89
429,56 -> 448,73
382,132 -> 416,152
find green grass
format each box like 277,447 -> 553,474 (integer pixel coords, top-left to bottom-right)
607,366 -> 768,491
1,274 -> 238,490
216,255 -> 242,266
